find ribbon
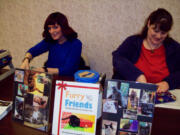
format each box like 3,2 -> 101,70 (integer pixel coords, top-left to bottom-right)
57,81 -> 67,90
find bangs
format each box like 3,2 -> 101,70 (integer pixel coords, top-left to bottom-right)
155,18 -> 171,32
45,18 -> 57,27
47,20 -> 57,25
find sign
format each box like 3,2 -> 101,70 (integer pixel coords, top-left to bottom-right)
52,81 -> 100,135
102,80 -> 157,135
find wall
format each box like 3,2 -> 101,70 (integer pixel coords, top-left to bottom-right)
0,0 -> 180,78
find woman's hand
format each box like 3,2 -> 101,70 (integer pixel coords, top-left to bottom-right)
20,59 -> 30,69
20,53 -> 32,69
156,81 -> 169,93
136,74 -> 147,83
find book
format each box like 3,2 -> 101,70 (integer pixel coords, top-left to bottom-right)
12,68 -> 52,132
0,100 -> 12,120
52,81 -> 100,135
102,80 -> 157,135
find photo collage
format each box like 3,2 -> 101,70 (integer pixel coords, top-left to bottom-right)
12,69 -> 52,132
102,80 -> 157,135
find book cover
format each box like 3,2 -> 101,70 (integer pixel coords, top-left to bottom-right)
52,81 -> 100,135
102,80 -> 157,135
0,100 -> 12,120
12,68 -> 52,132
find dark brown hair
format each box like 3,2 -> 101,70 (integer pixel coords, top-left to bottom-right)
42,12 -> 78,42
139,8 -> 173,39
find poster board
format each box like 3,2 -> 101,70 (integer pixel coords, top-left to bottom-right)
52,81 -> 100,135
12,69 -> 52,132
102,79 -> 157,135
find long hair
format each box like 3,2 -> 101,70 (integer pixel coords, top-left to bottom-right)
139,8 -> 173,39
42,12 -> 78,42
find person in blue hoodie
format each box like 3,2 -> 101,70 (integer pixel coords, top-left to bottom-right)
21,12 -> 82,76
112,8 -> 180,93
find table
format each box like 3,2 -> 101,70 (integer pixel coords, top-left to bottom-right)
151,89 -> 180,135
0,70 -> 180,135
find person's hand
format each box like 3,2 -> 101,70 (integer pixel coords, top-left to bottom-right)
20,53 -> 32,69
20,59 -> 30,69
156,81 -> 169,93
136,74 -> 147,83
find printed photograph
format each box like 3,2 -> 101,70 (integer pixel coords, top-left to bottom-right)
24,70 -> 51,96
24,94 -> 49,130
138,122 -> 152,135
106,80 -> 118,98
120,82 -> 129,108
106,81 -> 129,108
140,90 -> 156,104
18,84 -> 28,96
14,96 -> 24,120
123,109 -> 137,120
14,70 -> 24,82
103,99 -> 118,114
127,88 -> 141,111
120,118 -> 138,133
102,119 -> 117,135
61,112 -> 96,133
137,103 -> 154,117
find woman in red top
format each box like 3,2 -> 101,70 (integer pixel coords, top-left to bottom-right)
112,8 -> 180,93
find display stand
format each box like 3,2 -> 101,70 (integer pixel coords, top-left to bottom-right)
0,50 -> 15,81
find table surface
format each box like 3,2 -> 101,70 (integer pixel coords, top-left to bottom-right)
0,70 -> 180,135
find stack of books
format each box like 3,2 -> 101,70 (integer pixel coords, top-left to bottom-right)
0,100 -> 12,120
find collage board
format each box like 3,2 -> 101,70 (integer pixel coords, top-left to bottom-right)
102,80 -> 157,135
12,69 -> 52,132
